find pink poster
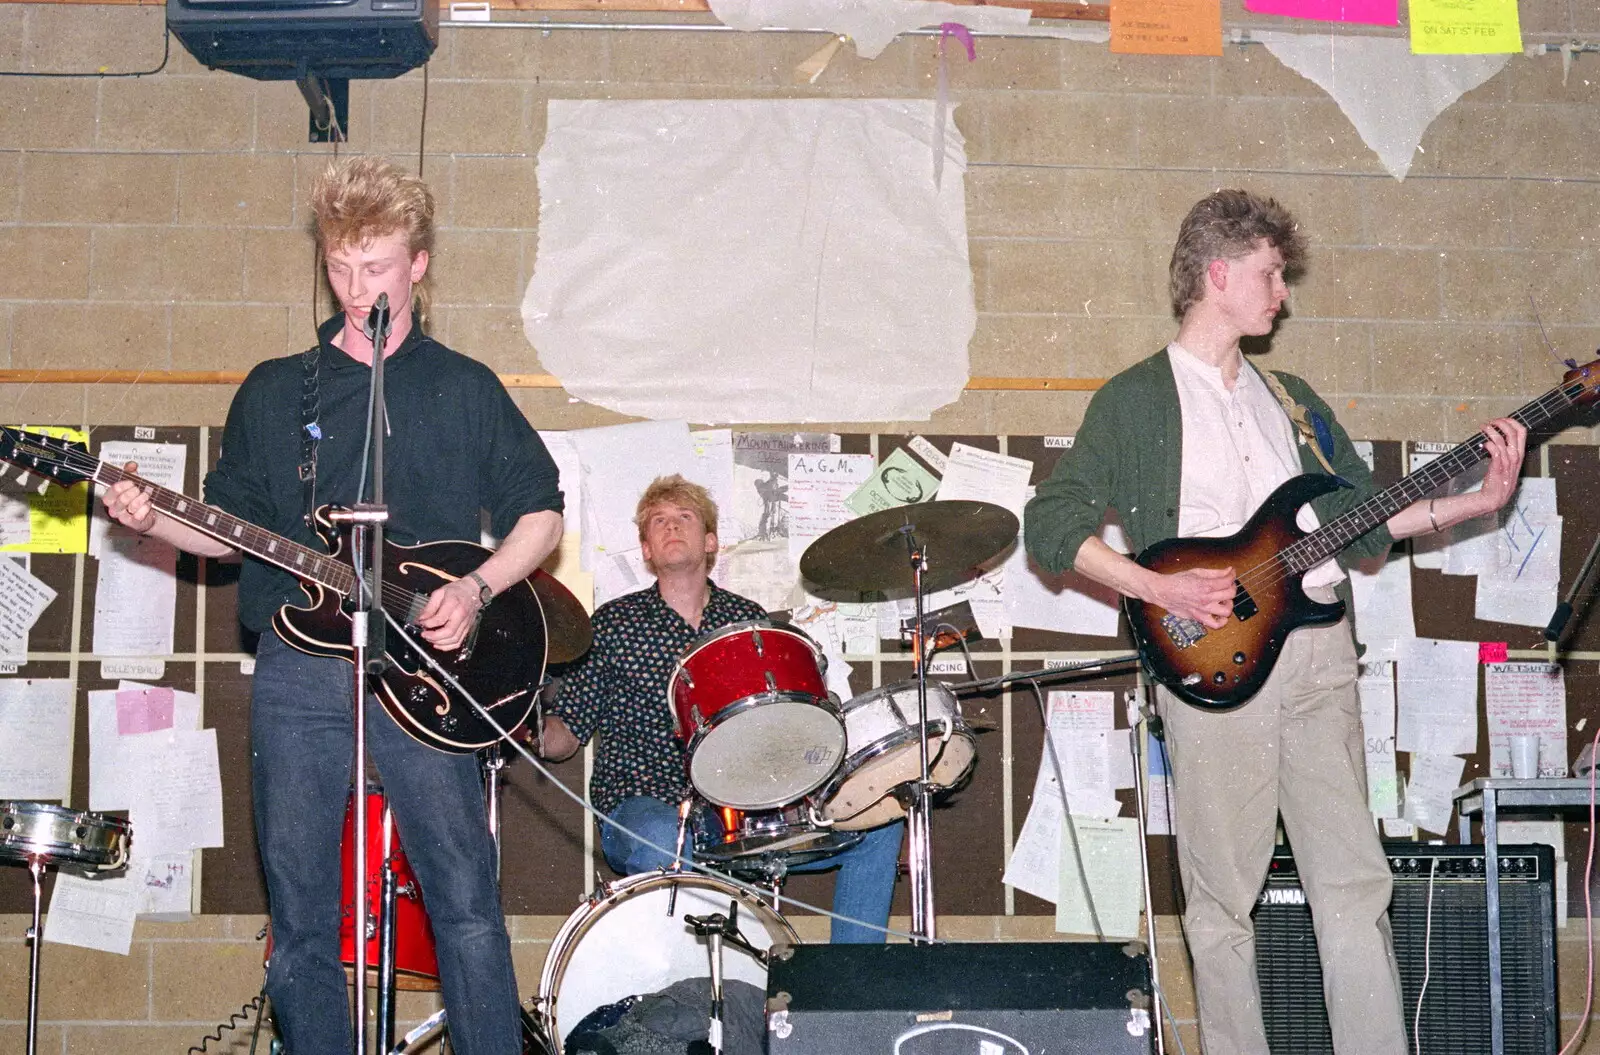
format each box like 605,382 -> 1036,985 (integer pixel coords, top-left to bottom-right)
1244,0 -> 1398,25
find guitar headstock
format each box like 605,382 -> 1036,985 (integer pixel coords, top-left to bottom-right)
0,425 -> 95,490
1565,358 -> 1600,408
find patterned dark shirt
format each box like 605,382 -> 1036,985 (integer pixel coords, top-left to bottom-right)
551,580 -> 768,816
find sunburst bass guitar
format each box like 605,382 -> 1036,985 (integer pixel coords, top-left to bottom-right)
1126,358 -> 1600,710
0,425 -> 546,752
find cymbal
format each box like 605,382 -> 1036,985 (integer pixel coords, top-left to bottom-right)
529,569 -> 593,666
799,500 -> 1020,595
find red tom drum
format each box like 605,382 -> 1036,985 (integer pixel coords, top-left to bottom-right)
667,620 -> 844,810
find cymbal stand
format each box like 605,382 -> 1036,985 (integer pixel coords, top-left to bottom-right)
24,857 -> 44,1055
899,525 -> 937,942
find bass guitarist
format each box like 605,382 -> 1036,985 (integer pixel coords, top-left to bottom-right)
102,156 -> 563,1055
1024,188 -> 1525,1055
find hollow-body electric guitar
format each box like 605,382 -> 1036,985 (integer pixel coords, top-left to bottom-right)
1126,358 -> 1600,710
0,425 -> 545,752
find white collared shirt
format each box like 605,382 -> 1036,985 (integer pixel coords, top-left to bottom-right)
1168,342 -> 1342,588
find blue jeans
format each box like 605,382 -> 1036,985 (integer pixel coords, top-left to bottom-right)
600,796 -> 903,944
252,632 -> 520,1055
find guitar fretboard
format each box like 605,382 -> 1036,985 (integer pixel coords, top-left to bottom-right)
1281,376 -> 1588,573
94,462 -> 357,596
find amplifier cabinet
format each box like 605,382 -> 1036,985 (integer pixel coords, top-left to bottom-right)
766,941 -> 1153,1054
1255,842 -> 1557,1055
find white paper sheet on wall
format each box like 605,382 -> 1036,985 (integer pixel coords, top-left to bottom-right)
0,557 -> 55,661
1358,661 -> 1400,818
1395,638 -> 1479,756
706,0 -> 1031,58
1254,33 -> 1512,181
524,99 -> 974,423
1402,752 -> 1465,835
0,678 -> 74,801
1484,662 -> 1567,778
1348,552 -> 1416,660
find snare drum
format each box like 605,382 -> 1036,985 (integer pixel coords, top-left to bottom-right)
813,680 -> 977,831
0,801 -> 130,875
697,804 -> 863,874
668,620 -> 845,810
537,869 -> 798,1053
338,789 -> 440,990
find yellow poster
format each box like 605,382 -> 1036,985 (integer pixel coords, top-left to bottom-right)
1111,0 -> 1223,56
1410,0 -> 1521,54
0,426 -> 91,554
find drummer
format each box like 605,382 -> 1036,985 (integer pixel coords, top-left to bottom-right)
537,475 -> 903,943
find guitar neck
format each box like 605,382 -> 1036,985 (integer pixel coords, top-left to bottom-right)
95,462 -> 355,595
1286,376 -> 1582,573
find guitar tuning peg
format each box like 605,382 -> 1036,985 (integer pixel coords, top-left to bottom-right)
15,470 -> 30,489
34,478 -> 49,496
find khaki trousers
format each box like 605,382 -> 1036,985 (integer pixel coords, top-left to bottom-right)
1158,609 -> 1406,1055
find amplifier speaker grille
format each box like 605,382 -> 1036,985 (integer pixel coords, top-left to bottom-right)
1254,842 -> 1557,1055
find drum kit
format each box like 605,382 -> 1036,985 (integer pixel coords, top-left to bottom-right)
0,800 -> 132,1055
396,498 -> 1027,1054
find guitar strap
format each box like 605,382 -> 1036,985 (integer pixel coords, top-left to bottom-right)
1258,368 -> 1339,476
298,345 -> 321,530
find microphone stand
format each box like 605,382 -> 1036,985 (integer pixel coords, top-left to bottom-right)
900,524 -> 936,943
1545,523 -> 1600,644
329,292 -> 391,1055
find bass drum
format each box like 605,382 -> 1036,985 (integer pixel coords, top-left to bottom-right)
537,870 -> 798,1053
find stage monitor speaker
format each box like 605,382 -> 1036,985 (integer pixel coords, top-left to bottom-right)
167,0 -> 438,81
1254,841 -> 1557,1055
766,941 -> 1153,1054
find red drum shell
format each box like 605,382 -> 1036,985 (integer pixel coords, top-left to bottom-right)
667,620 -> 826,739
338,789 -> 441,990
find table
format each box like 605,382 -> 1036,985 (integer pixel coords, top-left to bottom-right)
1453,776 -> 1596,1055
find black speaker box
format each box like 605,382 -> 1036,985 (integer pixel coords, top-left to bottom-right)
1255,841 -> 1558,1055
765,941 -> 1153,1054
167,0 -> 438,81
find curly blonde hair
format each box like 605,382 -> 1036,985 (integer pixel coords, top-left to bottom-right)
309,156 -> 436,322
635,475 -> 719,542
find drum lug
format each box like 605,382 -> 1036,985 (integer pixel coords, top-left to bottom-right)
752,628 -> 764,656
765,671 -> 777,693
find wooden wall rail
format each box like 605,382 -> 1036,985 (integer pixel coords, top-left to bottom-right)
0,370 -> 1106,391
3,0 -> 1112,19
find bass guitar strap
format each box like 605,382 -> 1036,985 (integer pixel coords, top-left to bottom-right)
1258,368 -> 1338,477
298,345 -> 321,529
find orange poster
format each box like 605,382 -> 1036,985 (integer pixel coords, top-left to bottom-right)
1111,0 -> 1223,55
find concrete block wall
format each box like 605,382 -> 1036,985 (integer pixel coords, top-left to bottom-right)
4,1 -> 1600,1049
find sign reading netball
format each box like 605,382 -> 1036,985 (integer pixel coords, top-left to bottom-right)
523,99 -> 974,424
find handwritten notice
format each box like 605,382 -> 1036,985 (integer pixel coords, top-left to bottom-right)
0,557 -> 57,661
1245,0 -> 1396,25
1111,0 -> 1222,55
1410,0 -> 1521,53
1396,638 -> 1479,756
0,678 -> 74,800
787,453 -> 874,561
1484,662 -> 1567,778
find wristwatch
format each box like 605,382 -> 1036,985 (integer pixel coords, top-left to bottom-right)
467,571 -> 494,607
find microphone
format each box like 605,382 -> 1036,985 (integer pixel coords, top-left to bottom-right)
363,292 -> 391,343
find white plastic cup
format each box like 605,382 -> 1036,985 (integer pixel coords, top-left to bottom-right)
1509,734 -> 1540,779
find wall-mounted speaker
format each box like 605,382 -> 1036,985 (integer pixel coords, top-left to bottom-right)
1255,841 -> 1557,1055
167,0 -> 438,82
766,941 -> 1153,1054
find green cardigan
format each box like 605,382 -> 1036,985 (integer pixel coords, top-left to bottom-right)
1024,348 -> 1395,582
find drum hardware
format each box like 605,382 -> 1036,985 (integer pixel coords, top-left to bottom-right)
799,500 -> 1019,943
0,801 -> 132,1055
683,901 -> 771,1055
538,869 -> 799,1054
